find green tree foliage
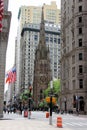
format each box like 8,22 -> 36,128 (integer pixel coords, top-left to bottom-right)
44,79 -> 61,97
38,99 -> 48,109
43,85 -> 50,97
20,89 -> 31,101
53,79 -> 61,95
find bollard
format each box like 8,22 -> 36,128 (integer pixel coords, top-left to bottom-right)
57,117 -> 62,128
24,110 -> 28,117
46,112 -> 49,118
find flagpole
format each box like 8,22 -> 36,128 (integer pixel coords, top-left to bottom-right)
0,32 -> 1,45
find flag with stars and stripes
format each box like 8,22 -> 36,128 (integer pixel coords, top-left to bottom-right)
6,66 -> 16,84
0,0 -> 4,32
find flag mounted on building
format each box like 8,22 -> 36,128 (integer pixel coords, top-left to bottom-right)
0,0 -> 4,32
5,66 -> 16,84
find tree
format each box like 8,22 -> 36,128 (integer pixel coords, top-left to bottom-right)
44,79 -> 61,97
38,99 -> 48,110
53,79 -> 61,96
20,89 -> 32,107
43,85 -> 50,97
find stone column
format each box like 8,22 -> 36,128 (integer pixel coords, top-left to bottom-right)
0,32 -> 7,117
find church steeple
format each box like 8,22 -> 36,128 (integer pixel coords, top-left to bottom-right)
37,6 -> 48,59
39,6 -> 45,46
33,5 -> 52,106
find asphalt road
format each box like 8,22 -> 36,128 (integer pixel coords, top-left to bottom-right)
30,111 -> 87,130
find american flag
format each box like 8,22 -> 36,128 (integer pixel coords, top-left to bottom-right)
0,0 -> 4,32
6,66 -> 16,84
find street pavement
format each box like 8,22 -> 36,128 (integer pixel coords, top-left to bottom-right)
0,112 -> 71,130
0,111 -> 87,130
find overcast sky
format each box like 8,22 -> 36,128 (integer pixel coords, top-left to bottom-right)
6,0 -> 61,72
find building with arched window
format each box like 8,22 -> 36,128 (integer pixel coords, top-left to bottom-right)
60,0 -> 87,114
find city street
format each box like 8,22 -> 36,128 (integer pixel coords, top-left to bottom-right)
2,111 -> 87,130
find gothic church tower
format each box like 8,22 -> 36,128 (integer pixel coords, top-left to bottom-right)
33,6 -> 52,106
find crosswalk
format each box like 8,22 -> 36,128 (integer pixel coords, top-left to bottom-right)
63,122 -> 87,127
52,114 -> 87,128
59,116 -> 87,128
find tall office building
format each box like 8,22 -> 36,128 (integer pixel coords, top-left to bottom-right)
18,1 -> 60,31
60,0 -> 87,114
0,0 -> 11,117
15,1 -> 61,97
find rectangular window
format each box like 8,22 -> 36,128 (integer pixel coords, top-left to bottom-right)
46,37 -> 49,42
79,53 -> 83,60
79,16 -> 82,23
79,28 -> 82,34
72,80 -> 75,90
50,37 -> 53,42
79,6 -> 82,12
54,38 -> 57,43
34,35 -> 38,41
79,79 -> 83,88
72,67 -> 75,77
79,65 -> 83,73
79,0 -> 82,2
79,38 -> 82,47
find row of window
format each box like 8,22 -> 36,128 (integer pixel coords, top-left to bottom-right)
76,1 -> 83,89
72,65 -> 83,76
72,51 -> 83,64
34,35 -> 60,43
73,79 -> 83,89
63,78 -> 83,90
72,38 -> 82,52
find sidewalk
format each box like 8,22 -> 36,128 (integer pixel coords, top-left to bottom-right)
0,113 -> 71,130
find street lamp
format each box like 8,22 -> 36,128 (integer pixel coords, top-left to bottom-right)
28,86 -> 32,119
49,81 -> 53,125
64,97 -> 66,113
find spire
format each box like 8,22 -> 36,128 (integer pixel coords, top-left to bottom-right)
37,5 -> 48,59
39,6 -> 45,46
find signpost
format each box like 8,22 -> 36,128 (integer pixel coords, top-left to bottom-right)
49,81 -> 53,125
28,86 -> 32,119
45,81 -> 56,125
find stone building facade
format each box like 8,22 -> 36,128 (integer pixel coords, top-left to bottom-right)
33,7 -> 52,106
60,0 -> 87,114
0,1 -> 11,117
